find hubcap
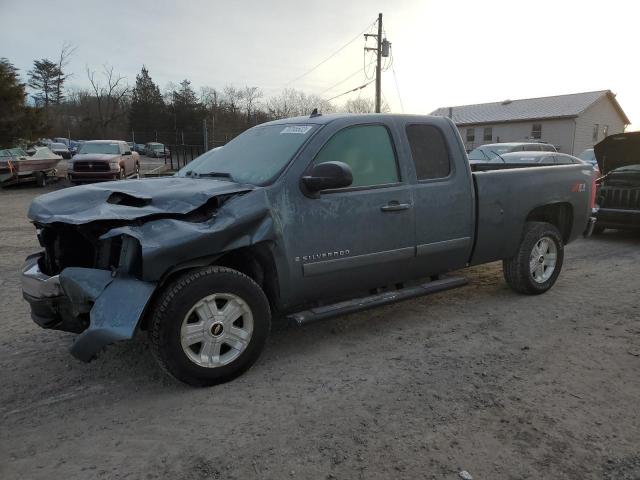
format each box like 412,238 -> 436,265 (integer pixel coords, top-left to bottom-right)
529,236 -> 557,283
180,293 -> 253,368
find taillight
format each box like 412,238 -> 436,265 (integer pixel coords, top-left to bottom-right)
590,171 -> 597,211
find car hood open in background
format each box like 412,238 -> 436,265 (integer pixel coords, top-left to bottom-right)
28,176 -> 255,224
594,132 -> 640,175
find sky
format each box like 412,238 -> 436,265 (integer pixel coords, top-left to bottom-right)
1,0 -> 638,129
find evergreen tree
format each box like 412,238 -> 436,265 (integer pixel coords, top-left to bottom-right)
0,58 -> 45,147
129,66 -> 165,138
28,59 -> 61,109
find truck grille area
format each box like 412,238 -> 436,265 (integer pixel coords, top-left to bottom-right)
73,161 -> 110,172
598,186 -> 640,210
36,224 -> 123,276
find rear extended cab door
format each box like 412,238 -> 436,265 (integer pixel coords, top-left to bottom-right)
393,116 -> 475,276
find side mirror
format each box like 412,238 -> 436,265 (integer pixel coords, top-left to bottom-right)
124,150 -> 132,155
302,161 -> 353,194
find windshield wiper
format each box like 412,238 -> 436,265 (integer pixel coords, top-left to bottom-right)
193,171 -> 236,181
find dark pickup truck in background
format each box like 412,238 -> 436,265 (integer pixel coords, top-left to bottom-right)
594,131 -> 640,232
22,114 -> 596,386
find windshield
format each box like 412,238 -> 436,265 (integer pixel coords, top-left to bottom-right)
78,143 -> 120,155
176,124 -> 318,185
51,143 -> 66,149
468,146 -> 511,161
578,149 -> 596,162
150,144 -> 164,150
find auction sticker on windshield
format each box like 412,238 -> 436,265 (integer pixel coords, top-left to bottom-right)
280,125 -> 313,135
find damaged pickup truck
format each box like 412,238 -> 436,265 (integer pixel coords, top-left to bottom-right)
22,114 -> 597,386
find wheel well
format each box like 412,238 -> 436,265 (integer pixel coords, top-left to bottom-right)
213,246 -> 279,311
526,203 -> 573,243
139,244 -> 279,331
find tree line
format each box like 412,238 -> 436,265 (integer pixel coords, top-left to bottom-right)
0,46 -> 385,149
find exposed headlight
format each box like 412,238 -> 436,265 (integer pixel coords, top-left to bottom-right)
109,161 -> 119,170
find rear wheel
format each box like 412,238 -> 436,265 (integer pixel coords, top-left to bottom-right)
149,266 -> 271,386
503,221 -> 564,295
593,225 -> 606,235
118,168 -> 125,180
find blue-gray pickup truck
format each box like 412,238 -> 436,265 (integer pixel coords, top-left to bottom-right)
22,114 -> 597,386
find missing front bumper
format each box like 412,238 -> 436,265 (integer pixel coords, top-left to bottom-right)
21,253 -> 156,362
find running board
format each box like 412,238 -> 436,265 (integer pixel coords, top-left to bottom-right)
287,276 -> 468,326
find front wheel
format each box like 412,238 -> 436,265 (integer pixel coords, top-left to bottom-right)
34,171 -> 46,188
503,221 -> 564,295
149,266 -> 271,386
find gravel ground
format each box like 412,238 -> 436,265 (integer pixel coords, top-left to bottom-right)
0,183 -> 639,480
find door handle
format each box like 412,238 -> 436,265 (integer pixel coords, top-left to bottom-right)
381,201 -> 411,212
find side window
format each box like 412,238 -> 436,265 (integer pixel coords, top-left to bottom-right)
555,154 -> 572,165
313,125 -> 399,188
405,124 -> 451,180
122,143 -> 131,154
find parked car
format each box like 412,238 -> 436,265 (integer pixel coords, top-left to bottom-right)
468,142 -> 556,163
144,142 -> 169,158
21,114 -> 595,386
593,132 -> 640,233
53,137 -> 70,147
68,140 -> 82,155
49,142 -> 72,159
132,143 -> 146,153
488,151 -> 587,165
67,140 -> 140,183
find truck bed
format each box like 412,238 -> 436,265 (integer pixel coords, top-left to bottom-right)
469,164 -> 594,265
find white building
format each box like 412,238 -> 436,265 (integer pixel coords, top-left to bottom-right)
431,90 -> 630,155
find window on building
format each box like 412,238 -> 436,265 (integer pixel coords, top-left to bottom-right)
592,124 -> 599,143
483,127 -> 492,142
603,125 -> 609,138
406,124 -> 451,180
313,124 -> 399,188
466,128 -> 475,143
531,124 -> 542,139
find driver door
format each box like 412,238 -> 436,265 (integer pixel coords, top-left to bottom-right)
281,123 -> 416,304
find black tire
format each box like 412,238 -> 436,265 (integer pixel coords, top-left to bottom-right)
118,168 -> 125,180
149,266 -> 271,387
34,171 -> 46,188
592,225 -> 606,235
135,162 -> 140,177
503,221 -> 564,295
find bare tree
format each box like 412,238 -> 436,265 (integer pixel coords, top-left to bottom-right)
241,86 -> 263,121
342,96 -> 390,114
223,86 -> 243,115
87,65 -> 129,137
267,88 -> 335,119
53,42 -> 76,104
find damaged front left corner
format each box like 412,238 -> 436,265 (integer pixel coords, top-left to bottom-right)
22,254 -> 156,362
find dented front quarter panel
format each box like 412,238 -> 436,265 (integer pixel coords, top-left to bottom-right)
100,188 -> 278,281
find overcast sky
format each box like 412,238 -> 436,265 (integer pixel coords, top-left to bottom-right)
1,0 -> 637,128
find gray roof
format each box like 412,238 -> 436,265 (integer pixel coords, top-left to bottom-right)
430,90 -> 630,126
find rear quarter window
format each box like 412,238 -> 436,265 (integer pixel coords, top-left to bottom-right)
405,124 -> 451,180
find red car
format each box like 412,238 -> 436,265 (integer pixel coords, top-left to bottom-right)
68,140 -> 140,183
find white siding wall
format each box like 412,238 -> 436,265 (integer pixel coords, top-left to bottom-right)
458,119 -> 575,153
573,96 -> 626,156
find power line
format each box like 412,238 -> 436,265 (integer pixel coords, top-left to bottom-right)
325,79 -> 374,102
284,19 -> 377,87
320,58 -> 376,96
391,54 -> 404,113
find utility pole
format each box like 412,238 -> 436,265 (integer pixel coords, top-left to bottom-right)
365,13 -> 390,113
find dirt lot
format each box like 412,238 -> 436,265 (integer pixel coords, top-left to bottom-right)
1,183 -> 639,480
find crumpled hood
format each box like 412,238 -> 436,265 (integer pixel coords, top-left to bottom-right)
72,153 -> 120,162
594,132 -> 640,175
28,176 -> 255,225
